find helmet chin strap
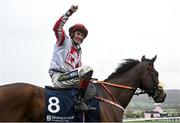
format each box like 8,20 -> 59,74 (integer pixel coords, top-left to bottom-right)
70,32 -> 83,45
72,38 -> 83,45
72,39 -> 82,54
72,39 -> 80,45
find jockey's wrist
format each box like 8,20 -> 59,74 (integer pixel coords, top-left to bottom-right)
65,9 -> 74,17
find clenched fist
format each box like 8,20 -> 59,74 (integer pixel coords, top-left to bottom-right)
65,5 -> 78,17
70,5 -> 78,13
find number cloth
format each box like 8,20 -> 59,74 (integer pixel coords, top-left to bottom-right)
45,86 -> 100,122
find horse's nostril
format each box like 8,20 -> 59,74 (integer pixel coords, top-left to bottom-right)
154,91 -> 166,103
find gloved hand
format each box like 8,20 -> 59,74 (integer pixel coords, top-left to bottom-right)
65,5 -> 78,17
70,5 -> 78,13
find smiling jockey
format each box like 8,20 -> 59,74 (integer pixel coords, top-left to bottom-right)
49,5 -> 96,112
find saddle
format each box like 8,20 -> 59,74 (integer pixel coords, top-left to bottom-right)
45,81 -> 100,122
46,82 -> 97,100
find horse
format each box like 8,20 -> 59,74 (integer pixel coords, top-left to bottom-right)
0,55 -> 166,122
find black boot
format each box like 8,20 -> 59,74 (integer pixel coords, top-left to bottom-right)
74,89 -> 96,112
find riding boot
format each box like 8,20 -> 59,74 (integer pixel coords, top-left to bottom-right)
74,69 -> 96,112
74,88 -> 96,112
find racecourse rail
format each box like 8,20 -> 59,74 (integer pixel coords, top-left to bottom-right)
124,117 -> 180,122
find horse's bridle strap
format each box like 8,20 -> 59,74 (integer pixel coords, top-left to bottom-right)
95,96 -> 125,112
92,80 -> 134,112
93,80 -> 135,90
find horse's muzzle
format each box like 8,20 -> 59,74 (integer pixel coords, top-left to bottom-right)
153,87 -> 166,103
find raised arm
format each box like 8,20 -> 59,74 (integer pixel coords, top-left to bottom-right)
53,5 -> 78,46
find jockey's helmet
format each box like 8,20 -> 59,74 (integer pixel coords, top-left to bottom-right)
69,24 -> 88,39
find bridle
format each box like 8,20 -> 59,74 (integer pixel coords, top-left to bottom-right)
139,61 -> 160,98
92,55 -> 162,111
92,66 -> 160,112
92,80 -> 136,112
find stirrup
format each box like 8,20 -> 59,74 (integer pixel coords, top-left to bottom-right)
74,101 -> 96,112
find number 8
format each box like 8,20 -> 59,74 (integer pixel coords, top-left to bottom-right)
48,96 -> 60,113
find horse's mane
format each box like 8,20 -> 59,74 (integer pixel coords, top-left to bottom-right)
106,59 -> 140,80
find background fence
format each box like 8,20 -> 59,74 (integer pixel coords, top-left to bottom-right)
124,117 -> 180,122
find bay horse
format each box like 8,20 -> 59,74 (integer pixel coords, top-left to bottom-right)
0,55 -> 166,122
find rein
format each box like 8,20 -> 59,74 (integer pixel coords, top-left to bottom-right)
93,80 -> 136,90
92,80 -> 136,111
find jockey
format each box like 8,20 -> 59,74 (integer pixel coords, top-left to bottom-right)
49,5 -> 96,112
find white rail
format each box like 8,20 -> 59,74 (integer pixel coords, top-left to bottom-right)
124,117 -> 180,122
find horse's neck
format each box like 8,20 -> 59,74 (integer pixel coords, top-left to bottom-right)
102,64 -> 144,108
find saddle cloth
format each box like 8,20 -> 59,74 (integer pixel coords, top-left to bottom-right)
45,84 -> 100,122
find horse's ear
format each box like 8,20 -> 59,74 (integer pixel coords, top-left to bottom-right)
141,55 -> 146,62
150,55 -> 157,64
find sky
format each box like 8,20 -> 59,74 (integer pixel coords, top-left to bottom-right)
0,0 -> 180,89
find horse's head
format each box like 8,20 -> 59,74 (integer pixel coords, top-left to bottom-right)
138,55 -> 166,103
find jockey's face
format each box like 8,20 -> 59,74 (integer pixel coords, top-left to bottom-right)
72,31 -> 85,44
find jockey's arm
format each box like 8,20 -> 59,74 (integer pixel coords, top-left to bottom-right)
53,5 -> 78,46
